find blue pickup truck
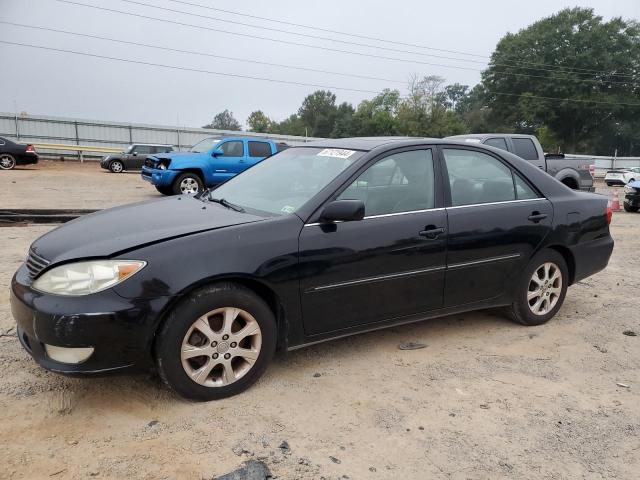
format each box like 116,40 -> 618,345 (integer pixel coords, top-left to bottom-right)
141,136 -> 288,195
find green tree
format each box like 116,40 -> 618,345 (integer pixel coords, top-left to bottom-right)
298,90 -> 338,137
481,8 -> 640,153
246,110 -> 273,133
204,109 -> 242,131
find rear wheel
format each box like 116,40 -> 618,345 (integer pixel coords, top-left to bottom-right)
506,249 -> 568,326
109,160 -> 124,173
172,172 -> 203,195
155,185 -> 173,196
0,154 -> 16,170
155,283 -> 276,401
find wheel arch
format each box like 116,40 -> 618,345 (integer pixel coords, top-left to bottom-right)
546,244 -> 576,285
150,275 -> 288,359
555,169 -> 580,190
174,168 -> 205,182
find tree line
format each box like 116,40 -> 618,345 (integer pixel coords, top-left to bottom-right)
203,8 -> 640,156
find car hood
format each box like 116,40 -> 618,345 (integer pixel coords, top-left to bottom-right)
30,196 -> 265,264
150,151 -> 206,165
628,180 -> 640,189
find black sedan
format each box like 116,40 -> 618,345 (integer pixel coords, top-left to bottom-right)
10,138 -> 614,401
0,136 -> 38,170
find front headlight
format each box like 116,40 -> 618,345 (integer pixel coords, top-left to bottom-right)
157,160 -> 170,170
33,260 -> 146,296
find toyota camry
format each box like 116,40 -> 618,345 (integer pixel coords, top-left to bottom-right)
11,137 -> 614,401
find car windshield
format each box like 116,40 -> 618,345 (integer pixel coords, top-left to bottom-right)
211,147 -> 363,215
190,138 -> 220,153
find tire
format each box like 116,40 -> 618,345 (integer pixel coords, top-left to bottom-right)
0,154 -> 16,170
155,185 -> 173,196
506,249 -> 569,326
172,172 -> 203,195
109,160 -> 124,173
605,182 -> 612,187
155,283 -> 277,401
624,202 -> 639,213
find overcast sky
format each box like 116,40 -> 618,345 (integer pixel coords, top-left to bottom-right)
1,0 -> 638,129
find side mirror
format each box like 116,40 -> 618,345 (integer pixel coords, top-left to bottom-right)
132,152 -> 138,156
211,148 -> 224,157
320,200 -> 365,223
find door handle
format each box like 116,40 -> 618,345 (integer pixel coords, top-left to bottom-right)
419,226 -> 445,239
527,212 -> 547,223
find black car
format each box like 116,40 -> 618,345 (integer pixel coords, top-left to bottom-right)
11,138 -> 614,401
623,181 -> 640,212
100,143 -> 174,173
0,136 -> 38,170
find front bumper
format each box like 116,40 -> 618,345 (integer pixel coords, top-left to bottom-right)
141,166 -> 178,187
10,265 -> 168,375
624,193 -> 640,208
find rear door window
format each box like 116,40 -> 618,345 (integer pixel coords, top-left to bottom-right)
133,145 -> 153,155
443,149 -> 516,206
512,138 -> 539,161
514,173 -> 539,200
484,138 -> 508,152
248,141 -> 272,158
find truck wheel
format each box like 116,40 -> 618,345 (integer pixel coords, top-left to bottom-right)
173,173 -> 203,195
155,282 -> 277,401
155,185 -> 173,196
506,249 -> 568,326
623,203 -> 639,213
109,160 -> 124,173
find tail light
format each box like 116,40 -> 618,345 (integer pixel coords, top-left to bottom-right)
25,144 -> 36,153
589,165 -> 595,178
606,206 -> 612,225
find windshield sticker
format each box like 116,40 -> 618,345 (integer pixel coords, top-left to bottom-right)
281,205 -> 295,214
317,148 -> 356,159
464,138 -> 482,143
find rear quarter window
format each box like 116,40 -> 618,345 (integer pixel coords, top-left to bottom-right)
512,138 -> 539,161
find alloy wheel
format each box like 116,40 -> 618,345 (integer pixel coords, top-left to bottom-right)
110,161 -> 123,173
180,307 -> 262,387
527,262 -> 562,316
0,154 -> 16,170
180,177 -> 200,194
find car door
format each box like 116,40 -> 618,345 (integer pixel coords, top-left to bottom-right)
440,146 -> 553,307
124,145 -> 150,169
298,147 -> 447,336
247,141 -> 273,168
210,140 -> 246,184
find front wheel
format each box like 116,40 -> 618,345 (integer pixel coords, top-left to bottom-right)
506,249 -> 568,326
624,202 -> 639,213
172,172 -> 203,195
109,160 -> 124,173
155,283 -> 276,401
0,154 -> 16,170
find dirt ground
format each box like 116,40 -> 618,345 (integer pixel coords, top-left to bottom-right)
0,162 -> 638,479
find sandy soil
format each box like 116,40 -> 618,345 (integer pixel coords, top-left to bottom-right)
1,160 -> 157,209
0,162 -> 638,479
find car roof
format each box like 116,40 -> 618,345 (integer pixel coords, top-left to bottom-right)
446,133 -> 537,140
301,137 -> 449,151
131,143 -> 173,147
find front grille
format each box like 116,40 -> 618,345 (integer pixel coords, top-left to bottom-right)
25,249 -> 50,279
144,158 -> 156,168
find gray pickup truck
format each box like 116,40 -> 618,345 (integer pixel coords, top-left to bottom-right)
446,134 -> 595,192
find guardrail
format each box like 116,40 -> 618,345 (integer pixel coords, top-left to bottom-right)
32,143 -> 121,162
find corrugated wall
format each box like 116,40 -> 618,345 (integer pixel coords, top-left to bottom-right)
0,112 -> 321,159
